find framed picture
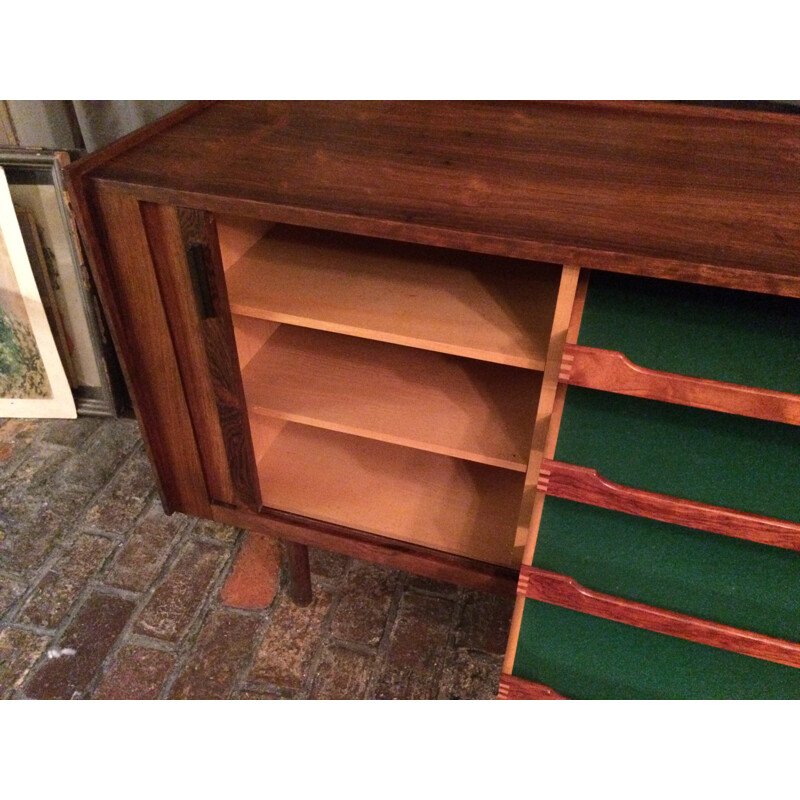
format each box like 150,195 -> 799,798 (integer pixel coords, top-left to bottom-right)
1,148 -> 125,416
0,166 -> 75,418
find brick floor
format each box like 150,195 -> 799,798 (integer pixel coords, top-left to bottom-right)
0,416 -> 514,700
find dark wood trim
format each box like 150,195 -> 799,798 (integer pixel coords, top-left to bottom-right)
90,176 -> 800,300
150,204 -> 261,509
285,542 -> 313,606
82,185 -> 211,517
63,101 -> 214,185
497,673 -> 568,700
561,344 -> 800,426
538,459 -> 800,552
555,99 -> 800,126
519,566 -> 800,669
210,503 -> 518,597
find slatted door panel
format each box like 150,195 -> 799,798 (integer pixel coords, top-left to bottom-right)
140,203 -> 261,510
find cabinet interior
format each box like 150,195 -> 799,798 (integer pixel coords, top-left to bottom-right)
216,214 -> 567,568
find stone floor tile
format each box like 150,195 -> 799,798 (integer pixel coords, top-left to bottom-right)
55,418 -> 140,491
0,442 -> 71,513
57,533 -> 116,581
193,518 -> 241,545
102,502 -> 186,592
0,419 -> 37,477
0,574 -> 25,618
1,488 -> 92,575
93,645 -> 176,700
82,449 -> 156,534
438,649 -> 504,700
24,592 -> 136,699
17,571 -> 84,629
37,487 -> 94,536
310,643 -> 374,700
405,573 -> 462,597
16,535 -> 116,629
133,539 -> 228,642
308,547 -> 350,582
169,608 -> 261,699
373,592 -> 457,700
0,627 -> 49,698
248,588 -> 332,690
329,562 -> 397,647
455,592 -> 515,655
219,532 -> 281,610
236,688 -> 282,700
39,418 -> 103,448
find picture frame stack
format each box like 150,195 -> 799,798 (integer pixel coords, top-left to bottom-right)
0,148 -> 125,417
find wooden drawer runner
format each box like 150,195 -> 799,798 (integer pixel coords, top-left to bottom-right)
553,387 -> 800,526
512,599 -> 800,699
532,496 -> 800,642
575,271 -> 800,398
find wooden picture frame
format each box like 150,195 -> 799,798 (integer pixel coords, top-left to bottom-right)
1,148 -> 124,416
0,166 -> 75,418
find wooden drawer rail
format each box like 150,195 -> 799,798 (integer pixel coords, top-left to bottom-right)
560,344 -> 800,426
497,674 -> 567,700
537,459 -> 800,552
518,566 -> 800,669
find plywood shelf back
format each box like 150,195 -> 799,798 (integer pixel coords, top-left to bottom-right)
225,225 -> 562,369
241,324 -> 540,472
255,421 -> 525,569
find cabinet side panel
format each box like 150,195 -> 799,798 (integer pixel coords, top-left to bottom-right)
90,185 -> 210,517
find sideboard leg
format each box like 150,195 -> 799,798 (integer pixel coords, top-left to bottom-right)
285,542 -> 313,606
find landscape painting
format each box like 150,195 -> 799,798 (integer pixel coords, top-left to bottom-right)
0,167 -> 75,418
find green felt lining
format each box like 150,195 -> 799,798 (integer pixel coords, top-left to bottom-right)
533,496 -> 800,642
577,271 -> 800,395
513,600 -> 800,699
553,386 -> 800,523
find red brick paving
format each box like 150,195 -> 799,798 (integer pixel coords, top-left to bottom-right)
24,592 -> 136,699
169,608 -> 260,699
0,417 -> 511,700
103,502 -> 186,592
247,589 -> 334,690
133,539 -> 228,642
0,628 -> 49,697
93,645 -> 176,700
219,532 -> 281,610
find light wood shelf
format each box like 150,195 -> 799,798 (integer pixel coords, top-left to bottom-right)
224,225 -> 561,369
253,418 -> 525,569
241,324 -> 540,471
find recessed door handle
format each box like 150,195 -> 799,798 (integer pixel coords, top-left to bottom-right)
186,241 -> 215,319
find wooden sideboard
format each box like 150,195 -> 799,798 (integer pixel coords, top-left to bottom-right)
65,101 -> 800,699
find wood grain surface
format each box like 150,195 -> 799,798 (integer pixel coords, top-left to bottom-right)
225,225 -> 561,368
561,344 -> 800,425
210,502 -> 518,596
497,674 -> 568,700
254,422 -> 525,568
519,566 -> 800,669
242,324 -> 539,470
88,101 -> 800,296
538,459 -> 800,552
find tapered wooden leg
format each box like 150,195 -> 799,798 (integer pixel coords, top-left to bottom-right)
285,542 -> 313,606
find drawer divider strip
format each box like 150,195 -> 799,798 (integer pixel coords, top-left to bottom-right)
539,458 -> 800,552
561,343 -> 800,426
518,565 -> 800,669
497,673 -> 568,700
